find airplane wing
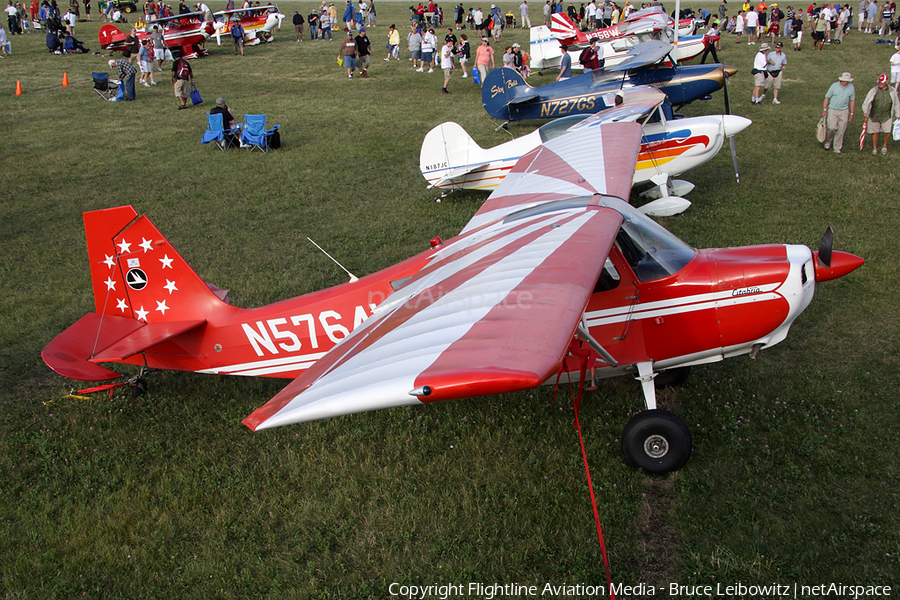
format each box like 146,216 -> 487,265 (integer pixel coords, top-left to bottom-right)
155,10 -> 208,22
462,122 -> 642,233
566,86 -> 666,129
243,123 -> 643,431
605,40 -> 672,73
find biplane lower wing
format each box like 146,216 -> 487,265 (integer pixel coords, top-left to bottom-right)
244,123 -> 642,431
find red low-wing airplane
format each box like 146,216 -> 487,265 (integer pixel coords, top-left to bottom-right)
99,11 -> 215,59
43,123 -> 863,474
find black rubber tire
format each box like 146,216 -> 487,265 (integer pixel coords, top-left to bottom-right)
654,366 -> 691,389
130,378 -> 148,398
621,409 -> 692,474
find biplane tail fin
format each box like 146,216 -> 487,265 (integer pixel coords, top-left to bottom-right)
419,122 -> 490,189
42,206 -> 232,381
481,67 -> 536,120
529,25 -> 565,71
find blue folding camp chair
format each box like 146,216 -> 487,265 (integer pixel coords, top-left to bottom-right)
92,72 -> 113,101
201,113 -> 242,151
240,114 -> 281,152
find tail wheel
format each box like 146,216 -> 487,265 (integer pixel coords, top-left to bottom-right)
621,409 -> 692,474
130,377 -> 148,398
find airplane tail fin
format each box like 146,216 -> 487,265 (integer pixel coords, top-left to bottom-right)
529,25 -> 564,70
481,67 -> 532,121
550,13 -> 579,40
42,206 -> 233,381
419,122 -> 488,189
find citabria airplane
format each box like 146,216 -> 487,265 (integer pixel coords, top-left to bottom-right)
482,42 -> 736,122
43,123 -> 863,474
421,86 -> 751,216
99,11 -> 214,59
212,5 -> 285,46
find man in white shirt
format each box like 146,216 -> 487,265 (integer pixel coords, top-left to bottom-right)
751,42 -> 770,103
441,38 -> 454,93
745,7 -> 759,43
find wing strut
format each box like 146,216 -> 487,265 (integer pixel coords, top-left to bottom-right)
576,321 -> 618,366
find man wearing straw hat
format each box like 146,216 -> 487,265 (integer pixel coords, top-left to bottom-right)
822,71 -> 855,153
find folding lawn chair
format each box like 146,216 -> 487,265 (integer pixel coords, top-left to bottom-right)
200,113 -> 242,151
240,114 -> 281,152
92,72 -> 114,101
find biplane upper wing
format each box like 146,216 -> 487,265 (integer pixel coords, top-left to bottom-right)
605,40 -> 672,73
243,123 -> 642,431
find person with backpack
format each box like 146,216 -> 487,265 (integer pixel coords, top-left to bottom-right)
230,19 -> 245,55
171,55 -> 193,109
579,37 -> 602,72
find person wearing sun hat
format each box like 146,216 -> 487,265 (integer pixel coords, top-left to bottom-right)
861,73 -> 900,154
822,71 -> 856,153
750,42 -> 771,105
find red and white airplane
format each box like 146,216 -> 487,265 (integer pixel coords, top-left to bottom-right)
549,7 -> 697,49
212,5 -> 285,46
419,86 -> 751,216
99,10 -> 215,59
42,123 -> 863,474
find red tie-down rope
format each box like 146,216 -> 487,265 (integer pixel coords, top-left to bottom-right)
555,339 -> 616,600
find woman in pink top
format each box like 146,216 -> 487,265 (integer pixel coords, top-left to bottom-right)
474,37 -> 495,85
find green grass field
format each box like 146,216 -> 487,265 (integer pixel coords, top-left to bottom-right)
1,4 -> 898,598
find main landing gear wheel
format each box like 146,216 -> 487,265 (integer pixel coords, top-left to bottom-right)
621,409 -> 692,474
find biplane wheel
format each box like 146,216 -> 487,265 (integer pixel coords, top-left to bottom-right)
621,410 -> 692,474
654,366 -> 691,389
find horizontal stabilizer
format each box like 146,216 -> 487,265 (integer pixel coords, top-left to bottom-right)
90,319 -> 207,362
42,313 -> 143,381
508,89 -> 541,105
429,163 -> 492,188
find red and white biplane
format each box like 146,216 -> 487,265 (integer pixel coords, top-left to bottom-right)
42,123 -> 863,473
212,5 -> 285,46
99,10 -> 215,59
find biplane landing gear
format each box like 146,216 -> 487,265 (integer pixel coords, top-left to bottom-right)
621,410 -> 692,474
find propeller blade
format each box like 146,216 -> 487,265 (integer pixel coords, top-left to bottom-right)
818,227 -> 834,268
723,71 -> 732,115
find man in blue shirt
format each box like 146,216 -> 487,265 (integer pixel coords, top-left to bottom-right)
822,71 -> 856,153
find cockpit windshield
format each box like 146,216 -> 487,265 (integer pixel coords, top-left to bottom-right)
599,197 -> 696,281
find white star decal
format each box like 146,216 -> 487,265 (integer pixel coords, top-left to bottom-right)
117,238 -> 132,254
159,254 -> 173,269
140,237 -> 154,253
103,254 -> 116,269
134,306 -> 149,321
155,300 -> 169,315
104,277 -> 117,291
116,298 -> 128,313
163,279 -> 178,294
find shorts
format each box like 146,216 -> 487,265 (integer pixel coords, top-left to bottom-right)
343,54 -> 356,69
410,49 -> 420,60
443,66 -> 452,79
140,60 -> 152,73
866,118 -> 892,133
359,53 -> 371,69
233,37 -> 244,47
766,71 -> 782,89
753,70 -> 767,87
891,70 -> 900,84
154,48 -> 164,60
747,25 -> 757,35
174,78 -> 189,98
422,50 -> 433,63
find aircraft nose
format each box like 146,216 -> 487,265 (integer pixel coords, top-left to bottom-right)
813,251 -> 865,282
723,65 -> 739,78
722,115 -> 752,138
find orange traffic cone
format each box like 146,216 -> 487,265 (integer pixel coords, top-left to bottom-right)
62,72 -> 69,87
15,80 -> 22,95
